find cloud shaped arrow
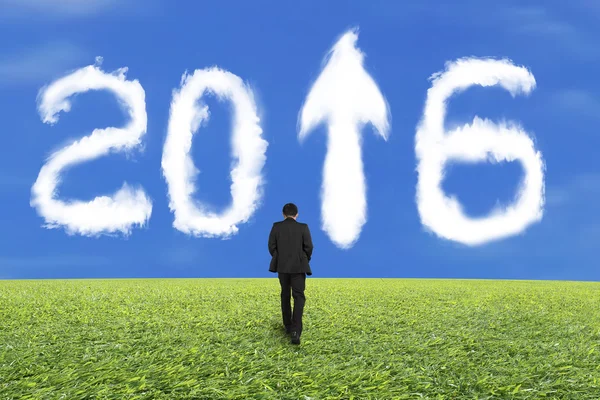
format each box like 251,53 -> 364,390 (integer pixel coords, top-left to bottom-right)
298,28 -> 390,249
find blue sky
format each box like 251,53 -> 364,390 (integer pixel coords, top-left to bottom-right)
0,0 -> 599,280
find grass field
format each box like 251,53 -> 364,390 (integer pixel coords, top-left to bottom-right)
1,278 -> 600,399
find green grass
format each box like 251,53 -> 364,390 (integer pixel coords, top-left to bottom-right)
1,278 -> 600,399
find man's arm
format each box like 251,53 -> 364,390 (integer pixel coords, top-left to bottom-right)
302,224 -> 313,261
268,224 -> 277,256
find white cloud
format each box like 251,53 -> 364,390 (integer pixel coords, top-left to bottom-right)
0,42 -> 87,85
546,173 -> 600,206
30,62 -> 153,236
162,67 -> 268,238
415,57 -> 546,246
298,28 -> 390,249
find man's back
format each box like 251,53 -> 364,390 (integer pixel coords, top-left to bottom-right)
269,218 -> 313,275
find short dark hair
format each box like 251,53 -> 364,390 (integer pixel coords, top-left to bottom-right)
282,203 -> 298,217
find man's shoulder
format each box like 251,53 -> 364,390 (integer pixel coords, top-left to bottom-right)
297,222 -> 310,231
272,220 -> 309,228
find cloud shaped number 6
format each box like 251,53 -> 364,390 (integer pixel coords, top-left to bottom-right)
415,57 -> 546,246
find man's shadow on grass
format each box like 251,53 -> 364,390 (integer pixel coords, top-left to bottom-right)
269,317 -> 297,344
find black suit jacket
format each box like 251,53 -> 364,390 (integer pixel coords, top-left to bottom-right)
268,217 -> 313,276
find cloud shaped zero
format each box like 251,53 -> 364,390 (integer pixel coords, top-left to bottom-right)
31,63 -> 152,236
162,67 -> 267,238
415,57 -> 545,246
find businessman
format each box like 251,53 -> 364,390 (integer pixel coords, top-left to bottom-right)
268,203 -> 313,345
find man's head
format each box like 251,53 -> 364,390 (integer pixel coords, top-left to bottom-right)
282,203 -> 298,219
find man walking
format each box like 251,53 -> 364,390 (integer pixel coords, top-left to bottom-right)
268,203 -> 313,345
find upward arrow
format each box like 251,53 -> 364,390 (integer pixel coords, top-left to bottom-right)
298,28 -> 390,249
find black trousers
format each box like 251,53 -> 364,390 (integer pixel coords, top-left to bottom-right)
278,272 -> 306,335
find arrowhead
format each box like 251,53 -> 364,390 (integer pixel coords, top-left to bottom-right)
298,28 -> 390,142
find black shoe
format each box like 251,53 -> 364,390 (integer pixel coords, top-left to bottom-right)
291,331 -> 300,345
285,325 -> 292,334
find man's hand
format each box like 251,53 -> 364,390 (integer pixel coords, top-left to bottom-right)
302,224 -> 313,261
268,223 -> 277,256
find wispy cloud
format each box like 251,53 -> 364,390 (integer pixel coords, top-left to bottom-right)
364,2 -> 600,61
549,89 -> 600,120
499,6 -> 599,60
546,173 -> 600,206
0,42 -> 88,86
159,243 -> 207,271
0,0 -> 159,21
0,254 -> 111,269
537,173 -> 600,259
574,0 -> 600,18
0,0 -> 119,19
